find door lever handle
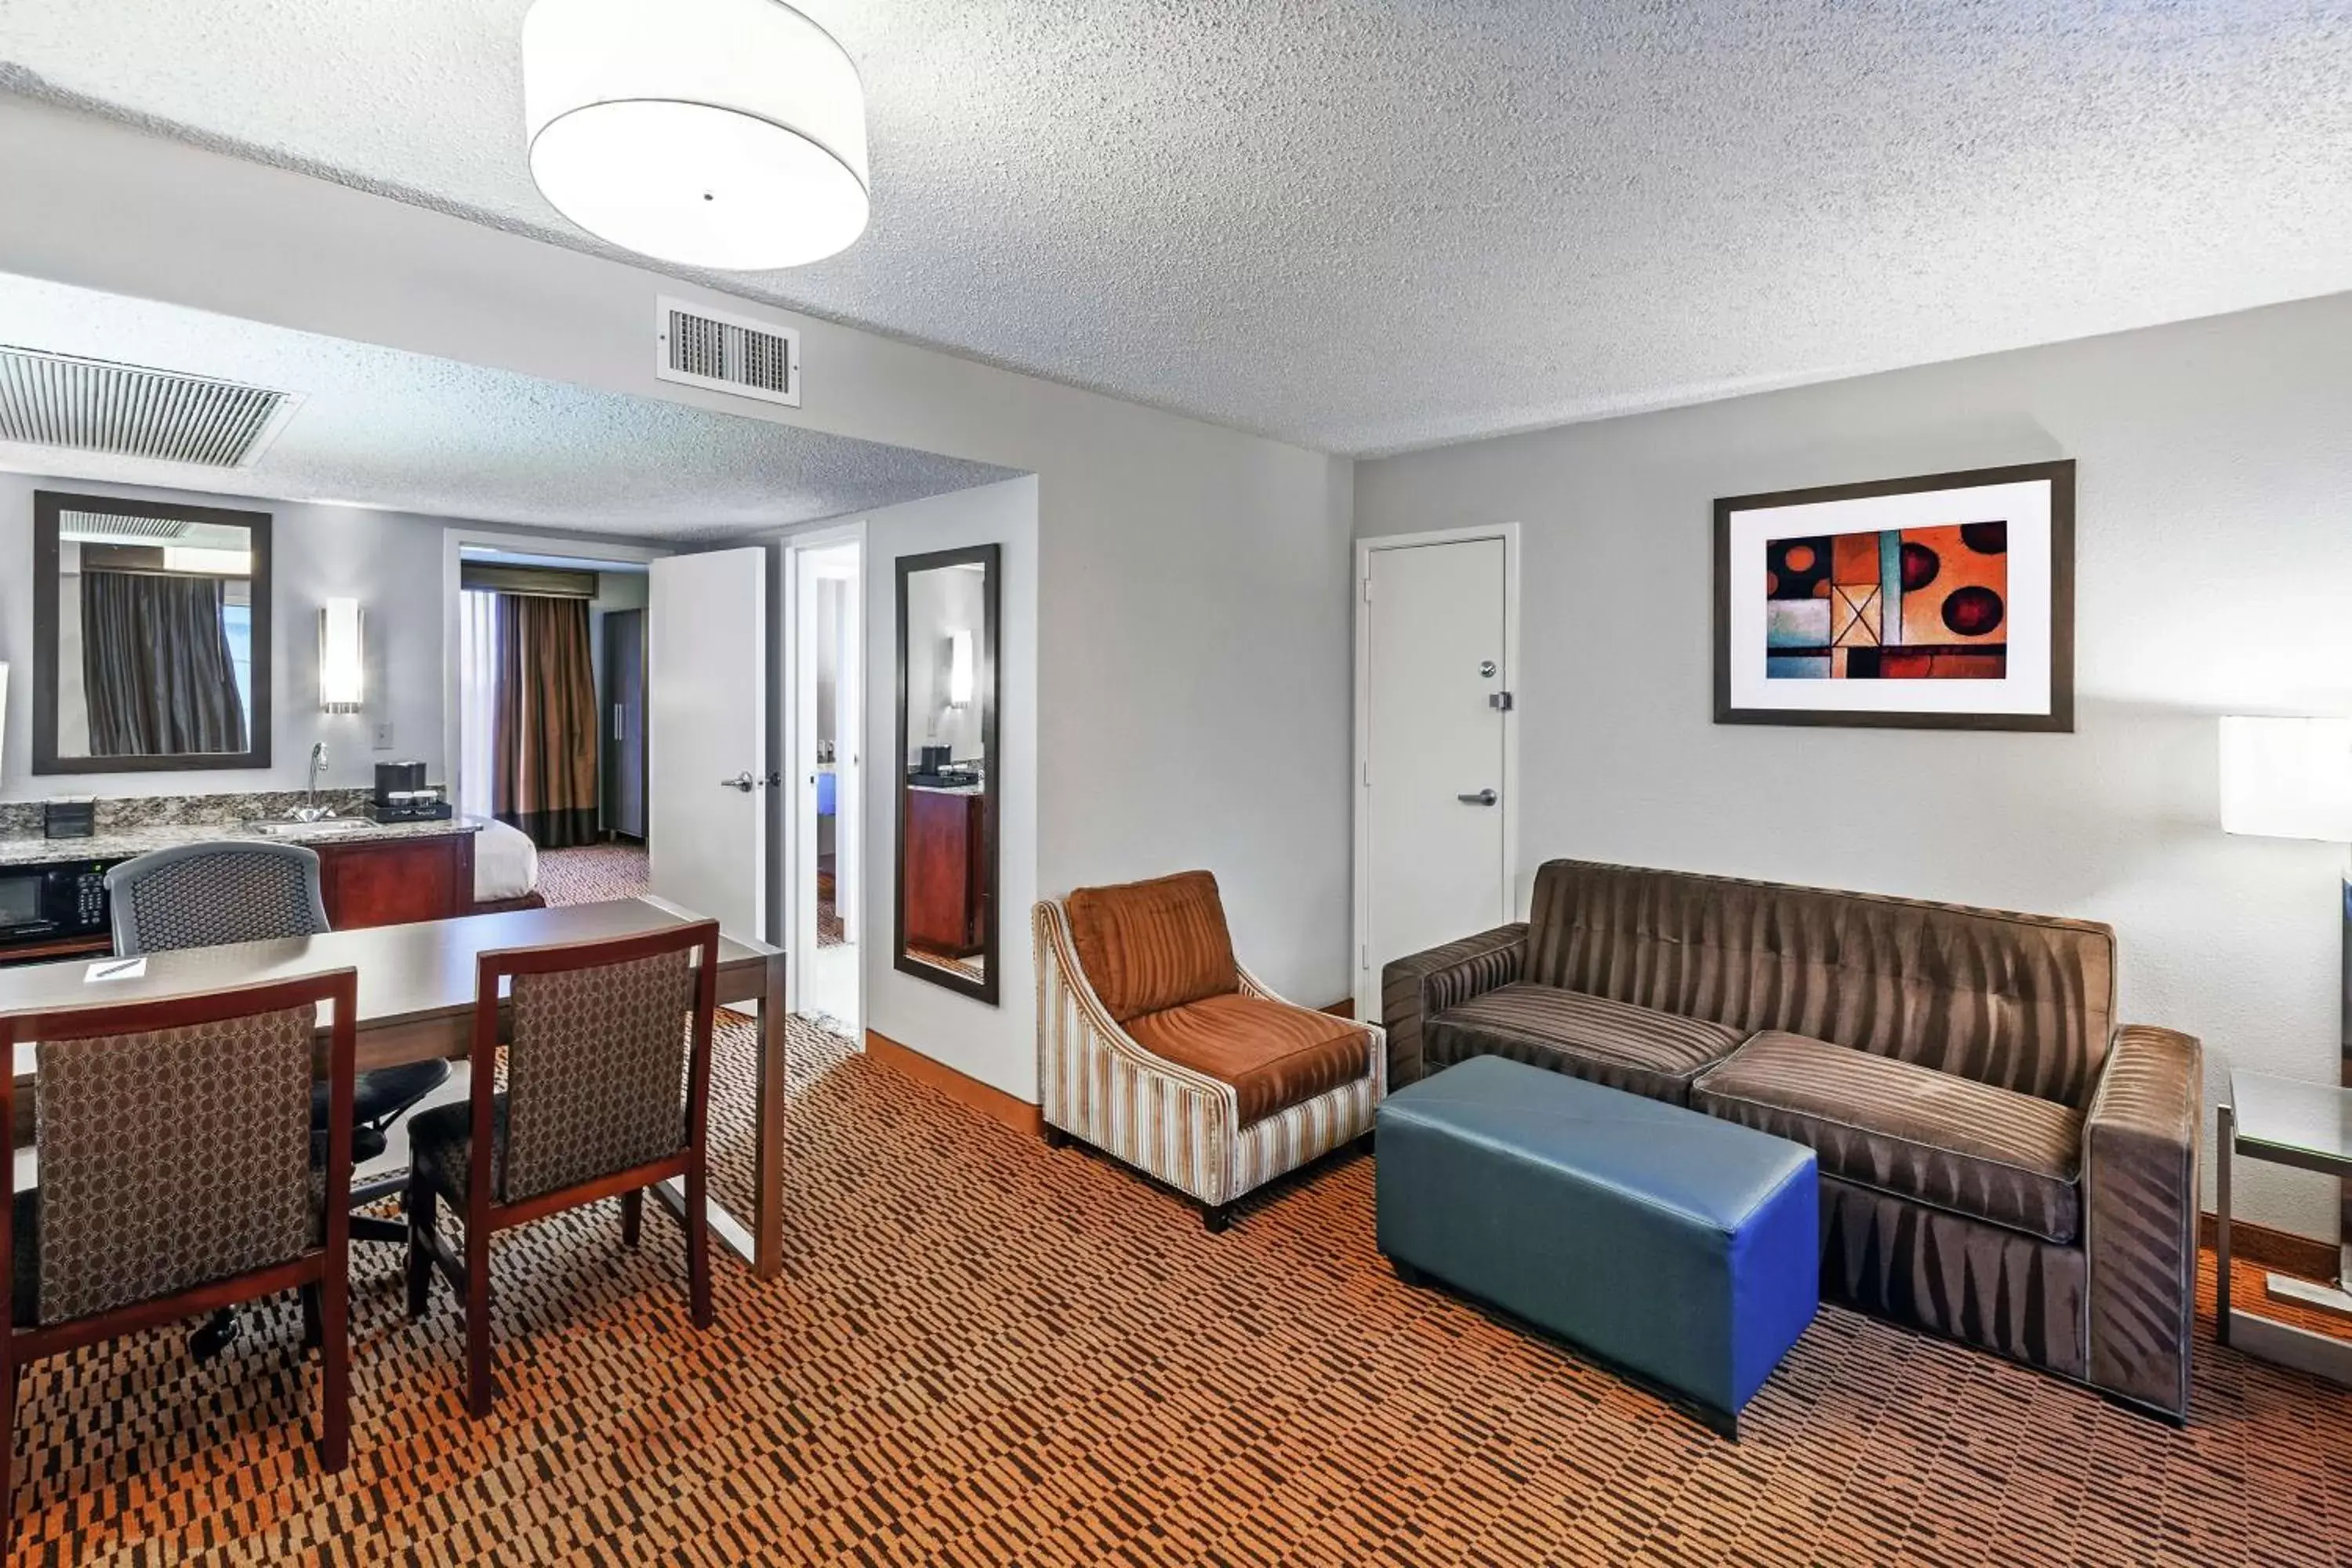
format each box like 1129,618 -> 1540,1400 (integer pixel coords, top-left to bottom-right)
721,772 -> 756,793
1457,789 -> 1498,806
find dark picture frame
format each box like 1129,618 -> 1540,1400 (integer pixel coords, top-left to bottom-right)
892,543 -> 1001,1006
31,489 -> 275,774
1712,460 -> 2074,732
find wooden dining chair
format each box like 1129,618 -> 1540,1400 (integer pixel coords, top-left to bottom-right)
404,920 -> 720,1417
0,969 -> 357,1548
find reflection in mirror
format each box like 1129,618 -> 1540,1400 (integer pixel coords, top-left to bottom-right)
895,543 -> 999,1004
32,492 -> 274,774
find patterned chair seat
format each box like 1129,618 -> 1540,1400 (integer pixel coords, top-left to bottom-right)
406,1097 -> 510,1206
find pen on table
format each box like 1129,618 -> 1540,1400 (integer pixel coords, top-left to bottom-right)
89,959 -> 140,979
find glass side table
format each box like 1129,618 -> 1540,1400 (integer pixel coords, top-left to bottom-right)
2217,1069 -> 2352,1386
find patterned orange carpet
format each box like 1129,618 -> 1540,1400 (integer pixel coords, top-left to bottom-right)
15,1003 -> 2352,1565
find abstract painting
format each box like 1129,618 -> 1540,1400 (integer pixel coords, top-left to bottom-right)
1715,462 -> 2073,731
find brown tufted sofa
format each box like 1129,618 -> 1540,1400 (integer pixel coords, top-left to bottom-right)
1381,859 -> 2201,1421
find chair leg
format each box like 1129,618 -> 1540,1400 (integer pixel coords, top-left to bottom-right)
319,1266 -> 350,1472
620,1187 -> 644,1249
685,1167 -> 713,1330
464,1222 -> 494,1419
2,1346 -> 16,1554
1202,1203 -> 1235,1234
300,1283 -> 322,1352
1042,1123 -> 1071,1149
405,1178 -> 437,1319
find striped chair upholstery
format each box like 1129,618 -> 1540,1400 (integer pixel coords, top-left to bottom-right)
1036,873 -> 1384,1229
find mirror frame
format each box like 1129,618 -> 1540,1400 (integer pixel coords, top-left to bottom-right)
30,489 -> 274,775
892,542 -> 1000,1006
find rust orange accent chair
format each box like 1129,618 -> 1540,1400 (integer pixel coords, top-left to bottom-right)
1033,870 -> 1385,1230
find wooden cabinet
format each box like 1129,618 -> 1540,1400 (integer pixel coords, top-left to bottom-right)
317,831 -> 476,931
903,789 -> 985,956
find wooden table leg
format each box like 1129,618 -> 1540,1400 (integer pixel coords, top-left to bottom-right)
2216,1102 -> 2234,1345
753,949 -> 787,1280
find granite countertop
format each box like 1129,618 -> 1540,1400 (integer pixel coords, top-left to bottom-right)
0,815 -> 481,868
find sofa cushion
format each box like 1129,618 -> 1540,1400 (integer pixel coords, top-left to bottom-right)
1126,993 -> 1371,1124
1522,859 -> 2118,1107
1425,983 -> 1744,1105
1066,870 -> 1241,1024
1693,1030 -> 2084,1245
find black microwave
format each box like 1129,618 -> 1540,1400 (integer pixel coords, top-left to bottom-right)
0,862 -> 112,947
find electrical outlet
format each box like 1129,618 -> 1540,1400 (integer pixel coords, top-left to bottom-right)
372,722 -> 395,751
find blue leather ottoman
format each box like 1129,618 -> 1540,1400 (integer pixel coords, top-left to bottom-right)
1377,1054 -> 1818,1437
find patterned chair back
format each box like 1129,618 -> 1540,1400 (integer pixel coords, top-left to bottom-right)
2,971 -> 356,1327
107,842 -> 332,956
487,923 -> 720,1206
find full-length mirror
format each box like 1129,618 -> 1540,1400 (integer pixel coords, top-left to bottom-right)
31,490 -> 273,774
895,543 -> 999,1004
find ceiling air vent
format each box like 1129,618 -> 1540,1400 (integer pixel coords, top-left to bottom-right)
0,345 -> 299,468
655,296 -> 801,408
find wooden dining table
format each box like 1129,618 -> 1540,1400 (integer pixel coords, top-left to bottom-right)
0,898 -> 789,1279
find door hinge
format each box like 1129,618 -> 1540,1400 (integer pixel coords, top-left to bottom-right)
1490,691 -> 1515,712
1361,760 -> 1370,788
1360,576 -> 1372,604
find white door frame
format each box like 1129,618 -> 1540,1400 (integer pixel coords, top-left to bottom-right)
1352,522 -> 1523,1020
779,521 -> 867,1031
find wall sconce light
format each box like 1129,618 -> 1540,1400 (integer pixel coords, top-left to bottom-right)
319,597 -> 365,713
947,627 -> 975,707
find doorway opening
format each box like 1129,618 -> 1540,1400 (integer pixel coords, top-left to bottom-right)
454,544 -> 657,907
792,534 -> 863,1036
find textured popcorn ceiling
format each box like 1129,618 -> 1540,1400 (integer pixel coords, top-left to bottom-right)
0,274 -> 1018,537
4,2 -> 2350,456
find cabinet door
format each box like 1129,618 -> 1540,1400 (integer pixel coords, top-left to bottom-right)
320,837 -> 470,930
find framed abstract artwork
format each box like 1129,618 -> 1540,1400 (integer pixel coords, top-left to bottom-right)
1713,460 -> 2074,731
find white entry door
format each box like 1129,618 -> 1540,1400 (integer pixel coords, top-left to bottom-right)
649,547 -> 767,942
1357,532 -> 1515,1015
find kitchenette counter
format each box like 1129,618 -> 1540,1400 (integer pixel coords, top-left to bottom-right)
0,815 -> 481,869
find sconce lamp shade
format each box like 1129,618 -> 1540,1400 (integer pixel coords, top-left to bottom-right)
320,599 -> 365,713
2220,716 -> 2352,842
947,628 -> 975,707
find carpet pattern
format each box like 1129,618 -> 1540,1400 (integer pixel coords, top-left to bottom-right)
16,1006 -> 2352,1565
531,843 -> 654,909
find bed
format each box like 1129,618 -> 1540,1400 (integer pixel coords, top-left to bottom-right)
468,817 -> 546,913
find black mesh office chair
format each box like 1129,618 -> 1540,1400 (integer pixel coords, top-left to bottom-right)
106,841 -> 452,1358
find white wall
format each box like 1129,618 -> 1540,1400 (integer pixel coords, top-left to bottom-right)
0,100 -> 1359,1057
1357,292 -> 2352,1241
0,472 -> 447,800
762,478 -> 1041,1101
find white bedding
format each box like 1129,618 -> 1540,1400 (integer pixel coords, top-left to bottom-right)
471,817 -> 540,902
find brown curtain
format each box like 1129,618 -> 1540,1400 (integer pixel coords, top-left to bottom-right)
492,593 -> 601,848
82,569 -> 249,757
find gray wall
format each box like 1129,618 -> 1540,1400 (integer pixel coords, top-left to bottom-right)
0,472 -> 448,800
1357,291 -> 2352,1241
0,99 -> 1358,1022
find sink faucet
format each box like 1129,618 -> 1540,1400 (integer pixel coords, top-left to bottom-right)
289,741 -> 335,822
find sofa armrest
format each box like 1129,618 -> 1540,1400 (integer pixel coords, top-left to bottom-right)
1377,923 -> 1528,1089
2082,1023 -> 2202,1420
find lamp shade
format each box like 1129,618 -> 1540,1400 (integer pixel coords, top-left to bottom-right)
2219,716 -> 2352,842
522,0 -> 869,270
320,599 -> 365,713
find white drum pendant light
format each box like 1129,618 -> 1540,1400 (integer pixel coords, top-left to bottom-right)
523,0 -> 869,270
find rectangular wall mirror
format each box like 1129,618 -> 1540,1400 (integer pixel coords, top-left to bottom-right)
31,490 -> 274,774
894,543 -> 999,1004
